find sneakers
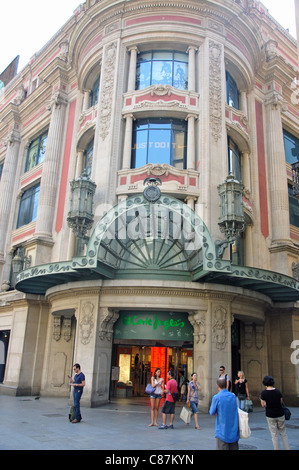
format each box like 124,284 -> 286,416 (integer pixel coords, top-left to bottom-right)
158,424 -> 174,429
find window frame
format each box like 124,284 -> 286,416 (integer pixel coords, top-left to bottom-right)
226,71 -> 239,109
136,50 -> 188,90
131,118 -> 187,169
25,131 -> 48,173
16,183 -> 40,229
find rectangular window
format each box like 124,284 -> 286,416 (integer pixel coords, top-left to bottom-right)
283,129 -> 299,165
0,161 -> 3,180
16,184 -> 40,229
25,131 -> 48,172
131,119 -> 187,169
136,51 -> 188,90
288,184 -> 299,227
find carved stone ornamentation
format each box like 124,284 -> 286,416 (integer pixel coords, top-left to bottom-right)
99,42 -> 117,140
209,41 -> 222,141
99,307 -> 119,341
79,302 -> 95,345
212,306 -> 227,350
188,311 -> 206,344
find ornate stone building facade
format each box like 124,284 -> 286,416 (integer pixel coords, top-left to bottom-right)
0,0 -> 299,409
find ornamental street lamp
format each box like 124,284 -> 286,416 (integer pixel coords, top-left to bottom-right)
215,173 -> 245,258
67,170 -> 96,256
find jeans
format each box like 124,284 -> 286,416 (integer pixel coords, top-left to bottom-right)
237,397 -> 246,411
266,416 -> 290,450
216,438 -> 239,450
73,388 -> 83,421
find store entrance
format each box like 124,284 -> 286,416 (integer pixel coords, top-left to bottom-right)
111,344 -> 193,398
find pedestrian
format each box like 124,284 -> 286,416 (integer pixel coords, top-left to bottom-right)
218,365 -> 231,391
186,372 -> 201,429
69,363 -> 85,423
159,370 -> 178,429
260,375 -> 290,450
209,378 -> 239,450
178,371 -> 186,401
148,367 -> 164,427
235,371 -> 250,410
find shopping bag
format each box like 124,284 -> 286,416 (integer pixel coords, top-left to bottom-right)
180,406 -> 192,424
245,399 -> 253,413
238,407 -> 251,438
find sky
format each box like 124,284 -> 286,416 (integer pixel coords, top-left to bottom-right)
0,0 -> 297,75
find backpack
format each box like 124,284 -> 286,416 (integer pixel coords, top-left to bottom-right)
68,405 -> 76,422
219,373 -> 231,391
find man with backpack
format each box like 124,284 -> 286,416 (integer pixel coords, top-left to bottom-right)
219,366 -> 231,391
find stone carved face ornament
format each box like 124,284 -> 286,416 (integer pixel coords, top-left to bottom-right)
79,301 -> 94,345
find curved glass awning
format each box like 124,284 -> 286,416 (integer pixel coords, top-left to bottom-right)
15,194 -> 299,302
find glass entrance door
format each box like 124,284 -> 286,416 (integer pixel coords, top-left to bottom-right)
112,344 -> 193,398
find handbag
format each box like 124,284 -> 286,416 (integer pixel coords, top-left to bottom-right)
145,383 -> 155,395
180,406 -> 192,424
238,407 -> 251,439
282,404 -> 291,420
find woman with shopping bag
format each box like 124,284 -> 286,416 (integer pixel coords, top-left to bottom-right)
186,372 -> 201,429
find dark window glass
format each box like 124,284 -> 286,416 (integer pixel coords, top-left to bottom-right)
90,77 -> 100,107
283,129 -> 299,165
131,118 -> 187,169
226,72 -> 239,109
228,137 -> 241,181
16,184 -> 40,228
289,184 -> 299,227
231,234 -> 244,266
25,131 -> 48,172
0,161 -> 3,180
84,139 -> 94,177
136,51 -> 188,90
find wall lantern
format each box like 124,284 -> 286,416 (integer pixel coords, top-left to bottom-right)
11,247 -> 31,288
67,170 -> 96,256
215,174 -> 245,258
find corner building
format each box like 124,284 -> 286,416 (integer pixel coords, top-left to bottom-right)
0,0 -> 299,410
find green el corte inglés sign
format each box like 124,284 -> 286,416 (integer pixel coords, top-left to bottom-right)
114,311 -> 193,342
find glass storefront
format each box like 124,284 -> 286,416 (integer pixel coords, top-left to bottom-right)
111,311 -> 193,397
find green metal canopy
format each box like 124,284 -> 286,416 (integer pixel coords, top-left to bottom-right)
15,194 -> 299,303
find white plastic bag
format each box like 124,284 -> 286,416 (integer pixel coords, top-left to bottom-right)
238,407 -> 251,439
180,406 -> 192,424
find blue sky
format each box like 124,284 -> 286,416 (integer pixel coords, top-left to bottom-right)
0,0 -> 297,75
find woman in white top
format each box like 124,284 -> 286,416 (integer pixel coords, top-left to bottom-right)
149,368 -> 164,427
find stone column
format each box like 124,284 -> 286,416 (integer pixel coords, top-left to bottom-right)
0,129 -> 21,260
186,113 -> 197,170
35,92 -> 68,239
122,113 -> 134,169
127,46 -> 139,92
188,309 -> 210,411
187,46 -> 197,92
264,91 -> 290,245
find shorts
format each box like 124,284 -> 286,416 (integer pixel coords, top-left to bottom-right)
150,393 -> 162,399
190,401 -> 198,414
162,400 -> 175,414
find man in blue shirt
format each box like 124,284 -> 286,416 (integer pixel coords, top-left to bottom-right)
69,363 -> 85,423
209,378 -> 239,450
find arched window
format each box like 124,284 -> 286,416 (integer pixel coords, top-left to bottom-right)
228,137 -> 241,181
131,118 -> 187,169
90,77 -> 100,107
136,51 -> 188,90
226,71 -> 239,109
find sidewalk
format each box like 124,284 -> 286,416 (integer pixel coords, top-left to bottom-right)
0,395 -> 298,451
